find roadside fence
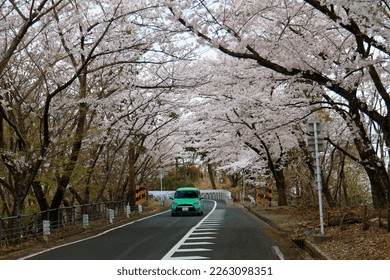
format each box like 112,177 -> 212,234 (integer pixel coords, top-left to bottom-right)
0,200 -> 135,245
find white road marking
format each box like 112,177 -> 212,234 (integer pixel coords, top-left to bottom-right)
186,236 -> 216,240
168,256 -> 209,260
190,232 -> 218,235
161,200 -> 218,260
194,228 -> 218,231
272,245 -> 285,260
20,209 -> 171,260
182,242 -> 215,245
177,248 -> 213,252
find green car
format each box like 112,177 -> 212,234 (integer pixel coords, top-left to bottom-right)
169,187 -> 204,216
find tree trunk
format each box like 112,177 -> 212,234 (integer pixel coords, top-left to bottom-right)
259,138 -> 288,206
0,115 -> 4,148
274,169 -> 288,206
349,107 -> 389,209
321,171 -> 336,208
50,100 -> 87,210
175,158 -> 179,179
49,73 -> 88,224
32,181 -> 49,211
207,163 -> 217,189
227,173 -> 241,188
323,95 -> 390,209
363,165 -> 389,208
127,142 -> 137,209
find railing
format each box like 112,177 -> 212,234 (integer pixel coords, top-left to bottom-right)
149,189 -> 233,206
0,189 -> 235,245
0,200 -> 130,245
201,189 -> 233,206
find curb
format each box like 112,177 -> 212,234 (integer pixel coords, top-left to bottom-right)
304,240 -> 330,260
244,205 -> 330,260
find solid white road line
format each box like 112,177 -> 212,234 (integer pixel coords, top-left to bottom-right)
20,209 -> 171,260
272,245 -> 285,260
161,200 -> 218,260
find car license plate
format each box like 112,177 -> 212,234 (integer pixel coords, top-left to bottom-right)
182,207 -> 189,211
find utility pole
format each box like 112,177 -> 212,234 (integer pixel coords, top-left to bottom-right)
159,169 -> 164,192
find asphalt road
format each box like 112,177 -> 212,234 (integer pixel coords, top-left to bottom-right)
25,200 -> 306,260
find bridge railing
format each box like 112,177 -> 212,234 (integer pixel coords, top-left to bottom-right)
201,189 -> 233,206
149,189 -> 233,207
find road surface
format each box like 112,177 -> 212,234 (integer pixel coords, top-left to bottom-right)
25,200 -> 307,260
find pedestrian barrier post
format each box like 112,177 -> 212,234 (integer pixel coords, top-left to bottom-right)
83,214 -> 89,229
109,209 -> 115,223
126,204 -> 131,218
43,220 -> 50,242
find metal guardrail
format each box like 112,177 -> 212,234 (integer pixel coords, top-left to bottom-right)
0,200 -> 130,245
201,189 -> 233,206
149,189 -> 233,207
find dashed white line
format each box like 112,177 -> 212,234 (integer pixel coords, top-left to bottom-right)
161,200 -> 218,260
194,228 -> 218,231
168,256 -> 208,260
183,242 -> 215,245
190,232 -> 218,235
186,236 -> 216,240
177,248 -> 213,252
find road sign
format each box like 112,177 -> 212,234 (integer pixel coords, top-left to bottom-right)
307,119 -> 325,152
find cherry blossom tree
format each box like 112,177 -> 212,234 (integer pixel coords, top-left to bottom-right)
2,0 -> 389,220
165,0 -> 390,209
0,0 -> 198,217
176,55 -> 314,205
